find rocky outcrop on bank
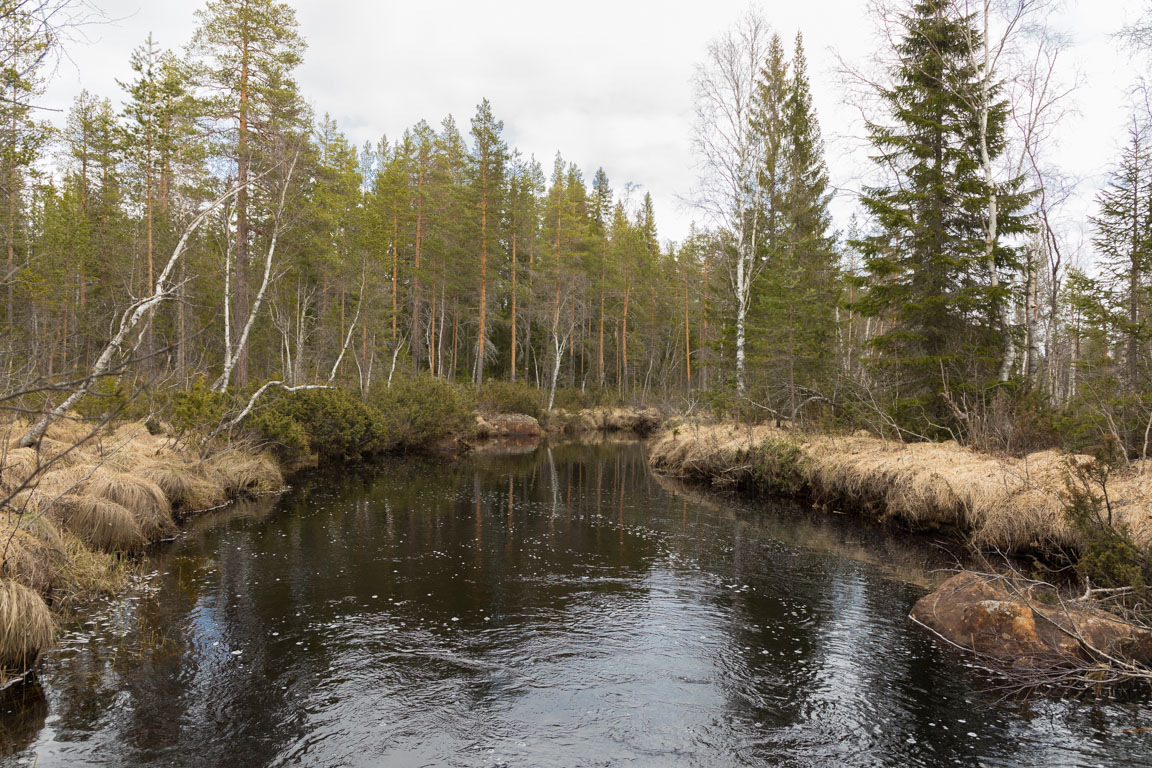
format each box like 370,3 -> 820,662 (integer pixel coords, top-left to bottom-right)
474,413 -> 542,440
545,406 -> 663,437
911,572 -> 1152,672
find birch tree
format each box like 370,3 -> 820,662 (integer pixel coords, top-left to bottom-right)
691,8 -> 773,393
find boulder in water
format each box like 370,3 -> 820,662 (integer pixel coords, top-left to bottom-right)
911,571 -> 1152,668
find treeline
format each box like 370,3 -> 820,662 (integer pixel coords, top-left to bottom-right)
1,0 -> 716,419
7,0 -> 1152,460
693,0 -> 1152,459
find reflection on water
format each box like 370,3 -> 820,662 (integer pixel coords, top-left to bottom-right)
2,440 -> 1150,767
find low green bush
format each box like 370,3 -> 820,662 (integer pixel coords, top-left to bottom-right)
1063,449 -> 1152,606
477,380 -> 544,420
250,387 -> 387,462
371,376 -> 473,451
551,385 -> 617,411
748,436 -> 809,496
169,379 -> 231,435
705,388 -> 767,426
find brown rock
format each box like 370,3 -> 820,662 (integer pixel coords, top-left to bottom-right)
488,413 -> 541,438
911,571 -> 1152,668
476,413 -> 541,439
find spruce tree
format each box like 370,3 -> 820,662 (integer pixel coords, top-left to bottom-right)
1091,120 -> 1152,391
853,0 -> 1028,429
751,32 -> 840,420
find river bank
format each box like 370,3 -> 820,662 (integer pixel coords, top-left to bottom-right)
648,422 -> 1152,683
0,418 -> 284,683
648,422 -> 1152,551
0,403 -> 665,682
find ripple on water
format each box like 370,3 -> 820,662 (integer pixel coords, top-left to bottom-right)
5,441 -> 1152,767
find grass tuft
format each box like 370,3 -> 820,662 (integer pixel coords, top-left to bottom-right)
0,580 -> 53,674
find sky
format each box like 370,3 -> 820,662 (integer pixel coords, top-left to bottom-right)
39,0 -> 1151,251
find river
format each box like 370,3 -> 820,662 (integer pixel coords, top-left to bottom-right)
1,439 -> 1149,767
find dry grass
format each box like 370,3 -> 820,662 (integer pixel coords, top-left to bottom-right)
43,416 -> 94,445
57,532 -> 135,598
206,452 -> 283,496
0,448 -> 39,494
648,424 -> 1147,551
0,514 -> 65,593
137,460 -> 227,514
84,471 -> 175,541
8,437 -> 84,469
0,416 -> 287,674
50,494 -> 144,552
0,580 -> 53,673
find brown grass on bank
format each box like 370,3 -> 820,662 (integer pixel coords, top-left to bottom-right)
0,448 -> 39,494
0,580 -> 53,674
0,415 -> 286,675
206,452 -> 284,496
43,416 -> 93,445
648,424 -> 1152,551
84,471 -> 175,541
137,460 -> 227,514
0,514 -> 65,592
49,495 -> 144,552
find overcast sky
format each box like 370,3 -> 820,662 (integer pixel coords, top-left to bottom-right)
40,0 -> 1150,251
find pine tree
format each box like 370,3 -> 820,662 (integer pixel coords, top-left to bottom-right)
1,3 -> 52,331
60,92 -> 126,370
505,154 -> 542,383
430,115 -> 472,380
591,167 -> 612,387
469,99 -> 507,386
191,0 -> 306,387
119,35 -> 199,366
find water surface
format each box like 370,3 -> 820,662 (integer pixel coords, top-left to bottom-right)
2,440 -> 1150,767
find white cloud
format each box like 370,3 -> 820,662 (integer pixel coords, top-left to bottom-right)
40,0 -> 1148,247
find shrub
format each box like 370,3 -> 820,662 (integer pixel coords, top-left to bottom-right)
371,376 -> 472,451
705,388 -> 767,426
1063,450 -> 1152,606
251,388 -> 387,462
551,385 -> 617,411
477,380 -> 544,420
748,436 -> 809,496
169,379 -> 231,436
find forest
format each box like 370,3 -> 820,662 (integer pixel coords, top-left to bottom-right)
4,0 -> 1152,714
2,0 -> 1152,462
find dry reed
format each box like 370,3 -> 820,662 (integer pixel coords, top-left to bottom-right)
50,494 -> 144,552
0,580 -> 53,673
649,424 -> 1152,551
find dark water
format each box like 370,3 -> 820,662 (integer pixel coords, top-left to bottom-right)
2,440 -> 1150,767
